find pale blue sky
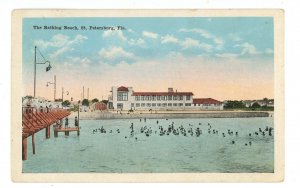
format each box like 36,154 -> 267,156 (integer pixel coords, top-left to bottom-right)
22,17 -> 274,101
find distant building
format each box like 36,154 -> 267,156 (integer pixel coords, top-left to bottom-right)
90,102 -> 107,111
22,97 -> 62,109
242,100 -> 253,108
108,86 -> 223,111
242,99 -> 274,108
193,98 -> 223,110
80,105 -> 89,112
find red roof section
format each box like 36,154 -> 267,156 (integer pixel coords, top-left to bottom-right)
117,86 -> 129,92
193,98 -> 222,104
132,92 -> 193,96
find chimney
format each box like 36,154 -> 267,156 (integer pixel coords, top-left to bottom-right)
168,88 -> 174,93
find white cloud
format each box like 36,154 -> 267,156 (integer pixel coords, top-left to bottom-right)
98,46 -> 134,60
102,30 -> 127,41
265,48 -> 274,54
50,46 -> 74,58
161,34 -> 179,44
69,34 -> 88,45
161,35 -> 212,52
180,38 -> 212,52
179,28 -> 224,48
35,34 -> 87,49
128,38 -> 145,46
78,57 -> 91,68
102,30 -> 145,47
180,38 -> 200,49
214,37 -> 224,45
218,42 -> 267,58
66,57 -> 91,68
215,53 -> 239,58
49,34 -> 69,48
57,56 -> 92,71
198,43 -> 213,52
143,31 -> 158,39
167,51 -> 183,58
35,34 -> 88,58
228,33 -> 242,42
239,42 -> 261,55
128,29 -> 135,33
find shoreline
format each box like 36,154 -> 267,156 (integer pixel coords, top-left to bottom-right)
69,111 -> 271,119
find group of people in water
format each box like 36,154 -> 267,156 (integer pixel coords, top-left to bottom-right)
91,118 -> 274,146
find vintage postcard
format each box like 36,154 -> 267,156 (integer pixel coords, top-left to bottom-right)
11,9 -> 284,182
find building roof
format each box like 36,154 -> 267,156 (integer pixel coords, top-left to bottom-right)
117,86 -> 129,92
193,98 -> 222,104
132,92 -> 194,96
91,102 -> 107,110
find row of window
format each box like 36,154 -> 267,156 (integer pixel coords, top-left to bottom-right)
193,103 -> 220,106
117,92 -> 128,101
132,103 -> 192,108
135,95 -> 191,101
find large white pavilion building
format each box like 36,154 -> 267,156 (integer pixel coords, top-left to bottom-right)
108,86 -> 223,111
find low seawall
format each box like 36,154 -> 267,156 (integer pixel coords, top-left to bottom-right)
69,111 -> 270,119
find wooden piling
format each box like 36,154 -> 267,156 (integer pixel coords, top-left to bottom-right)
22,137 -> 27,160
22,108 -> 71,160
45,126 -> 51,139
54,130 -> 58,137
32,133 -> 35,155
65,131 -> 69,136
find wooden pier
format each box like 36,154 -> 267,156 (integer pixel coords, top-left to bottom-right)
22,107 -> 72,160
54,127 -> 80,137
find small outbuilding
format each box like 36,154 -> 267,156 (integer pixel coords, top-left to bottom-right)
90,102 -> 107,111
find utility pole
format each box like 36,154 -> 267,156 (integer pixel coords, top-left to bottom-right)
54,75 -> 56,101
34,46 -> 37,98
33,46 -> 51,98
87,88 -> 89,100
46,75 -> 56,101
62,87 -> 69,106
83,86 -> 85,99
62,87 -> 64,103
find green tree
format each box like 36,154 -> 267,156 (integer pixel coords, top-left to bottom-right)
224,100 -> 245,109
82,99 -> 90,106
251,102 -> 261,108
92,98 -> 99,103
62,100 -> 71,107
101,100 -> 108,105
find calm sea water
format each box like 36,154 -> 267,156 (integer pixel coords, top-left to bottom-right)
23,117 -> 274,173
